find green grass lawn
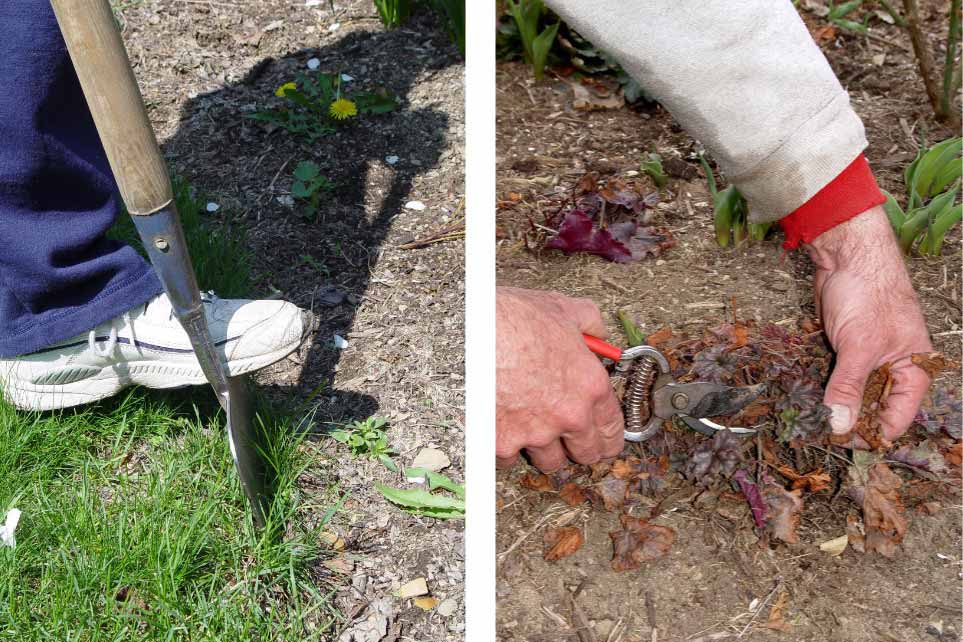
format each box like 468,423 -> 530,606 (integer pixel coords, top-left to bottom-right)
0,184 -> 339,640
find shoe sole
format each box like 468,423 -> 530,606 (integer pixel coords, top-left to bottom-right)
2,335 -> 305,412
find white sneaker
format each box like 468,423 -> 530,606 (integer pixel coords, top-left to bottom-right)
0,292 -> 312,411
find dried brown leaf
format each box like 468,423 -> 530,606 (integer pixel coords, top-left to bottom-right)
543,526 -> 584,561
594,475 -> 629,511
559,482 -> 588,507
610,457 -> 639,480
862,463 -> 907,558
762,482 -> 803,543
766,591 -> 791,632
835,363 -> 893,450
645,326 -> 673,347
911,352 -> 958,379
609,514 -> 675,572
947,442 -> 962,466
520,473 -> 554,492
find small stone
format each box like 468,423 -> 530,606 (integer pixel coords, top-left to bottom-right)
437,598 -> 458,617
333,335 -> 349,349
385,155 -> 400,165
404,200 -> 426,211
305,0 -> 322,5
307,57 -> 320,70
411,448 -> 450,472
394,577 -> 429,598
205,202 -> 220,212
341,73 -> 354,82
329,22 -> 341,31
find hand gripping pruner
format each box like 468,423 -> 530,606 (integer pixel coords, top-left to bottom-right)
583,335 -> 764,442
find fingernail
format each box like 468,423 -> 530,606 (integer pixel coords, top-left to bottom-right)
829,404 -> 852,434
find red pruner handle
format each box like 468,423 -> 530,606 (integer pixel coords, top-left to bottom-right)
582,334 -> 623,362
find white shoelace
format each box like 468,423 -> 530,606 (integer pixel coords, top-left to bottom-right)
87,312 -> 134,358
85,292 -> 220,358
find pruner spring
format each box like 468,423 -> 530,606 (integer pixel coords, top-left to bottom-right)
583,334 -> 763,442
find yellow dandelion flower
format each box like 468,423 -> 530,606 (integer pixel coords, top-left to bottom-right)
329,98 -> 358,120
275,82 -> 297,97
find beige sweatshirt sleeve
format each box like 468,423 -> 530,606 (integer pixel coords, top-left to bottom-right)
544,0 -> 868,222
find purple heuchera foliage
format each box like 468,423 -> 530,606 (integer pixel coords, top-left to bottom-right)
733,469 -> 768,529
545,210 -> 670,263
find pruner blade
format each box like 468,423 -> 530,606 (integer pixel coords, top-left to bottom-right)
653,381 -> 765,436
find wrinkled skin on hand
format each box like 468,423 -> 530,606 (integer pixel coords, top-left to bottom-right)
806,205 -> 933,444
496,287 -> 624,471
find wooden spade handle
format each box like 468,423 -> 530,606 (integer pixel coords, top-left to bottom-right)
50,0 -> 172,215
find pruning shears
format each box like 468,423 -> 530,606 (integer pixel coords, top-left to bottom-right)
583,334 -> 764,442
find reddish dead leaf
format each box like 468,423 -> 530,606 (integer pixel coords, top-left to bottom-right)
610,458 -> 640,480
520,473 -> 554,492
575,172 -> 599,194
645,326 -> 673,347
846,514 -> 866,553
911,352 -> 958,379
947,442 -> 962,466
594,475 -> 629,511
766,591 -> 791,632
813,23 -> 838,44
835,363 -> 893,451
589,461 -> 612,480
543,526 -> 585,561
559,482 -> 588,507
609,514 -> 675,572
861,463 -> 907,558
779,466 -> 832,493
762,482 -> 803,544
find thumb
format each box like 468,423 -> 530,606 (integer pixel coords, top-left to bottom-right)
560,296 -> 608,339
823,348 -> 876,435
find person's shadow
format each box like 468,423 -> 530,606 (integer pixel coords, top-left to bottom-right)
157,13 -> 458,428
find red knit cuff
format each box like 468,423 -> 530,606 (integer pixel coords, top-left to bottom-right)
778,153 -> 886,250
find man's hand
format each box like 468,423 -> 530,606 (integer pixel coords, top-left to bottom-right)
496,287 -> 624,471
807,205 -> 933,444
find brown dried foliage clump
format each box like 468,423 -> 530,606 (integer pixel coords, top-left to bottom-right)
514,322 -> 958,563
609,514 -> 675,572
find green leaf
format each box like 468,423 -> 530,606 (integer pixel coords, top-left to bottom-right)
881,189 -> 905,229
641,153 -> 668,189
294,161 -> 320,181
355,92 -> 398,114
832,18 -> 868,33
617,310 -> 646,347
426,471 -> 466,500
291,181 -> 313,198
329,430 -> 349,443
747,222 -> 770,241
378,454 -> 399,472
829,0 -> 862,18
375,484 -> 466,518
914,137 -> 962,199
531,21 -> 559,81
699,153 -> 718,197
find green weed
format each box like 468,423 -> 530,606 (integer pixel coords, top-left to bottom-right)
248,72 -> 396,142
330,416 -> 398,471
291,161 -> 334,223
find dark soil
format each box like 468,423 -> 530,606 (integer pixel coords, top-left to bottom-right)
120,1 -> 464,639
495,3 -> 962,641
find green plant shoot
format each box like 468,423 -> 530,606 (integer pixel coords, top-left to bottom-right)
291,161 -> 333,223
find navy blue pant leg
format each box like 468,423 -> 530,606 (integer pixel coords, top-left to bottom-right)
0,2 -> 162,357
